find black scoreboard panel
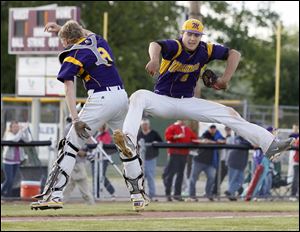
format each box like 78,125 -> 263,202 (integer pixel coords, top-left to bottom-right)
9,6 -> 80,54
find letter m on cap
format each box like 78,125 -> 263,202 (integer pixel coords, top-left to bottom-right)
192,22 -> 200,29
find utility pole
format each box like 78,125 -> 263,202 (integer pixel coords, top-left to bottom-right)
103,12 -> 108,41
274,21 -> 281,129
187,1 -> 202,132
189,1 -> 202,100
185,2 -> 202,189
189,1 -> 202,20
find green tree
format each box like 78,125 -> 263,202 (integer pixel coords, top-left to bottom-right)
199,1 -> 298,106
78,1 -> 182,96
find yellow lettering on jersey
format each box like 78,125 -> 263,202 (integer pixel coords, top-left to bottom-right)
159,40 -> 182,75
98,47 -> 113,65
169,60 -> 200,73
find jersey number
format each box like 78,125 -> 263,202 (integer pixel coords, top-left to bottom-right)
98,47 -> 113,65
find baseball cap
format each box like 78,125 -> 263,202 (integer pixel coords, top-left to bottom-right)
181,18 -> 205,35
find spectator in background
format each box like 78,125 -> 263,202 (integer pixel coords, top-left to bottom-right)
287,124 -> 299,200
1,121 -> 31,197
189,125 -> 225,201
290,137 -> 299,201
250,126 -> 276,200
137,118 -> 163,201
212,126 -> 234,196
164,120 -> 197,201
93,124 -> 116,199
225,135 -> 251,201
289,124 -> 299,139
63,148 -> 95,205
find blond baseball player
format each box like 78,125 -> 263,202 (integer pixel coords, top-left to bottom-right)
113,18 -> 295,209
30,20 -> 147,211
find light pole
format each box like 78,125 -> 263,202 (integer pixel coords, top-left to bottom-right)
274,21 -> 281,129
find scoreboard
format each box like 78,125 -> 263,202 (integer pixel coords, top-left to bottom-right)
9,5 -> 80,54
9,5 -> 80,97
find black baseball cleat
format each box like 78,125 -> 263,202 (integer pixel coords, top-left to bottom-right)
265,138 -> 295,161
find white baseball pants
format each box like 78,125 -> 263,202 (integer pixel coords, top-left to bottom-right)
122,90 -> 274,153
52,88 -> 142,199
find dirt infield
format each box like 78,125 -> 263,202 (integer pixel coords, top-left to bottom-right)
2,211 -> 298,222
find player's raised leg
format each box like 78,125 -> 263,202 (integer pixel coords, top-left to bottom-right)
110,109 -> 150,211
179,97 -> 295,160
116,89 -> 178,146
113,133 -> 150,211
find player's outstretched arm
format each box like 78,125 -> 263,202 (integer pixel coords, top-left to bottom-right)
44,21 -> 94,36
213,49 -> 241,90
145,42 -> 161,76
64,80 -> 79,122
64,80 -> 91,139
44,22 -> 61,33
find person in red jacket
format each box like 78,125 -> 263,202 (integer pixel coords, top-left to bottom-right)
163,120 -> 197,201
94,124 -> 116,199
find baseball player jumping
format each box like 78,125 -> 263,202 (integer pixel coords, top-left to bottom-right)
113,18 -> 295,209
30,20 -> 148,211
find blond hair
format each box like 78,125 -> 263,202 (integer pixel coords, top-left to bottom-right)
58,20 -> 84,44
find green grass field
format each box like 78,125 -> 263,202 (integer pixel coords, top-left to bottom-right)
1,201 -> 299,231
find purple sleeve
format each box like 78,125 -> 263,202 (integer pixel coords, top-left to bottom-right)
210,44 -> 229,61
57,62 -> 80,83
156,39 -> 180,60
57,50 -> 86,83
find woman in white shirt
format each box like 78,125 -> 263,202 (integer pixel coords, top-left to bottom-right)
1,121 -> 31,197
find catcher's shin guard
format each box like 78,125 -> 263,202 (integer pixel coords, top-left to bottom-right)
32,138 -> 78,201
120,154 -> 150,211
124,173 -> 150,211
30,153 -> 75,210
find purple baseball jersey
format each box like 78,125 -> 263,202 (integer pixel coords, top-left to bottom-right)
155,39 -> 229,98
57,34 -> 123,90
